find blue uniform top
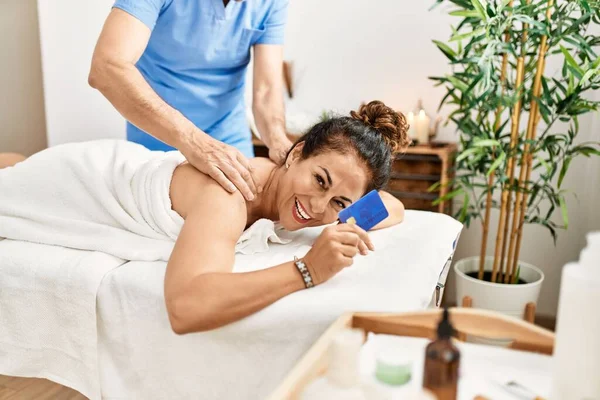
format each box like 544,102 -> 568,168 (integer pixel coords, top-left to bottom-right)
112,0 -> 288,157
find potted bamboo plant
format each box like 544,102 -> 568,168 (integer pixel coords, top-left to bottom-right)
430,0 -> 600,318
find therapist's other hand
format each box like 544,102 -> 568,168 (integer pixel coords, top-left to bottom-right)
268,137 -> 294,165
302,224 -> 374,285
182,133 -> 258,201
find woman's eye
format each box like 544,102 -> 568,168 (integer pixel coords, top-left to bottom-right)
335,200 -> 345,209
315,174 -> 325,187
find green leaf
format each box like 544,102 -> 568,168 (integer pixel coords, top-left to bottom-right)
580,69 -> 597,86
433,40 -> 457,62
473,139 -> 501,148
581,0 -> 591,13
512,265 -> 521,284
570,145 -> 600,157
447,76 -> 469,92
559,196 -> 569,229
535,97 -> 553,124
449,9 -> 481,18
432,188 -> 464,206
459,192 -> 469,222
486,152 -> 506,177
536,155 -> 551,174
561,45 -> 585,77
470,0 -> 487,21
450,27 -> 486,42
558,156 -> 572,188
428,181 -> 442,193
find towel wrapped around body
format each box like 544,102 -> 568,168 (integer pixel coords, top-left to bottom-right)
0,139 -> 187,261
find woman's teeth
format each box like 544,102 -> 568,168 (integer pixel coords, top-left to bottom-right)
295,198 -> 312,221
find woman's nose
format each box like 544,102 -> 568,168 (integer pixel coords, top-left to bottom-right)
309,195 -> 328,215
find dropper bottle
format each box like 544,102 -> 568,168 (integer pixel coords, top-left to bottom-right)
422,308 -> 460,400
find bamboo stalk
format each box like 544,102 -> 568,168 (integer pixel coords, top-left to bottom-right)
497,57 -> 525,283
479,0 -> 514,281
508,0 -> 554,283
501,6 -> 531,283
490,61 -> 522,283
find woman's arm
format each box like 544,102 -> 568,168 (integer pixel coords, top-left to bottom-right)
370,191 -> 405,231
165,180 -> 305,334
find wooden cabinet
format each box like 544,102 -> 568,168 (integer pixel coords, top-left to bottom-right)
386,143 -> 457,215
252,138 -> 456,215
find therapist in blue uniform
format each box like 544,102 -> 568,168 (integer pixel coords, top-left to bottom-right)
89,0 -> 292,201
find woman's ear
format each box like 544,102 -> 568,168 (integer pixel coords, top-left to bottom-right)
285,141 -> 305,169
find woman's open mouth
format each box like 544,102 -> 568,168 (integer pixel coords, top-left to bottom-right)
292,197 -> 312,224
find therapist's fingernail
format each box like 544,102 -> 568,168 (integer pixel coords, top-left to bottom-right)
248,193 -> 255,201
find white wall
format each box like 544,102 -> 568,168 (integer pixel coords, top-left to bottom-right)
36,0 -> 599,316
1,0 -> 47,155
37,0 -> 124,146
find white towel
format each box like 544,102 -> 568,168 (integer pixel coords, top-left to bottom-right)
0,139 -> 290,399
0,239 -> 125,400
0,139 -> 288,259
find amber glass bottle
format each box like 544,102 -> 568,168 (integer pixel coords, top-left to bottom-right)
422,308 -> 460,400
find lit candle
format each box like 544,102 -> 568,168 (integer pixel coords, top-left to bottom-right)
416,109 -> 430,145
406,111 -> 416,141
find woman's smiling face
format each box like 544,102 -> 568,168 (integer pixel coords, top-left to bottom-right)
277,143 -> 370,231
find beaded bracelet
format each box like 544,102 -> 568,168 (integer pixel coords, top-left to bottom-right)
294,256 -> 314,288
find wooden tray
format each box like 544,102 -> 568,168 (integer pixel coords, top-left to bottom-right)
268,309 -> 555,400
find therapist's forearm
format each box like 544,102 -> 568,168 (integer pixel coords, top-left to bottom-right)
88,61 -> 200,150
252,87 -> 288,149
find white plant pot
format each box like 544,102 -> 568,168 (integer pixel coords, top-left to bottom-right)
454,256 -> 544,320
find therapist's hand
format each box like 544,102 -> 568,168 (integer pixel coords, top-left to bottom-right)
268,137 -> 294,165
181,133 -> 258,201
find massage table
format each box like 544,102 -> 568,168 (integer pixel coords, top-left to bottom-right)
0,210 -> 462,399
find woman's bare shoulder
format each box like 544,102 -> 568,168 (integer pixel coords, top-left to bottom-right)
170,162 -> 246,221
249,157 -> 278,191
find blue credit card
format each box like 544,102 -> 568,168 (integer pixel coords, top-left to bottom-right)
338,190 -> 389,231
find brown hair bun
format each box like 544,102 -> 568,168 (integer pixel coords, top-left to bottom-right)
349,100 -> 411,154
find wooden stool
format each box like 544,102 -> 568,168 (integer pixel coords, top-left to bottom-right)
461,296 -> 536,324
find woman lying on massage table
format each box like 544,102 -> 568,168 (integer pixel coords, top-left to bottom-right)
0,100 -> 409,333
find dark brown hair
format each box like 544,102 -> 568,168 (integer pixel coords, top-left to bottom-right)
290,100 -> 410,192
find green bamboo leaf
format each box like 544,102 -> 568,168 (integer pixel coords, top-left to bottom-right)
561,45 -> 585,76
581,0 -> 591,13
449,9 -> 480,18
580,69 -> 597,86
447,76 -> 469,92
459,192 -> 469,222
432,188 -> 464,205
450,27 -> 486,42
570,145 -> 600,157
470,0 -> 487,20
456,147 -> 479,162
535,98 -> 553,124
428,181 -> 442,193
559,196 -> 569,229
536,155 -> 551,174
512,265 -> 521,284
433,40 -> 457,62
568,73 -> 575,94
473,139 -> 500,147
558,156 -> 572,188
486,152 -> 506,177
